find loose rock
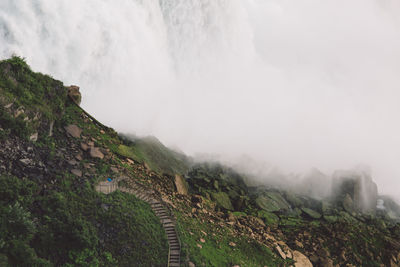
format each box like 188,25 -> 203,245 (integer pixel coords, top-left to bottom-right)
64,125 -> 82,138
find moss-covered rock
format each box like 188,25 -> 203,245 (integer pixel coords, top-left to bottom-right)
301,208 -> 322,219
255,192 -> 290,212
211,192 -> 234,211
258,210 -> 280,226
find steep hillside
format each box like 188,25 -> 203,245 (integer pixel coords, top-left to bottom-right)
0,57 -> 168,266
1,57 -> 400,267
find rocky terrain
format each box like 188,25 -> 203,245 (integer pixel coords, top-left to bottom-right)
1,56 -> 400,266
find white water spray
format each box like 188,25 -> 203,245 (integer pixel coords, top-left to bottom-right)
1,0 -> 400,199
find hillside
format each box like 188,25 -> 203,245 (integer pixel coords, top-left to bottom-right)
1,57 -> 400,267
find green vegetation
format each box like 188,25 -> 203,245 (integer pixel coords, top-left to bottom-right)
115,135 -> 189,175
176,212 -> 284,267
0,57 -> 168,266
0,175 -> 168,266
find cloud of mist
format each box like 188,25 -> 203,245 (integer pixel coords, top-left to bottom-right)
1,0 -> 399,199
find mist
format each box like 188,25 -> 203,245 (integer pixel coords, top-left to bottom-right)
1,0 -> 399,199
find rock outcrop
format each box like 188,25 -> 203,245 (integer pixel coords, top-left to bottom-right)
332,169 -> 378,214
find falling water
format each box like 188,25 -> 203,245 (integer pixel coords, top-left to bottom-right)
1,0 -> 400,198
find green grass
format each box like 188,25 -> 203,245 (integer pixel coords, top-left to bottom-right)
176,211 -> 284,267
0,57 -> 169,266
115,135 -> 190,175
0,174 -> 168,266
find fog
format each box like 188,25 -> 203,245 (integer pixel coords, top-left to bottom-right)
1,0 -> 399,200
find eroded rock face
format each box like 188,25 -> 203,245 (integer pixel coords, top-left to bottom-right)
175,174 -> 189,195
332,169 -> 378,214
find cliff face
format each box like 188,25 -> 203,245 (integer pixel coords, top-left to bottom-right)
1,57 -> 400,267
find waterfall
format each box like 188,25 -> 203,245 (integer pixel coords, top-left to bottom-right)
1,0 -> 400,197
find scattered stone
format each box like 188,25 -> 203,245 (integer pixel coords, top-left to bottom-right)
229,242 -> 236,247
196,244 -> 202,249
100,130 -> 105,134
80,143 -> 89,151
71,169 -> 82,177
75,154 -> 83,161
201,230 -> 207,236
5,103 -> 13,109
188,262 -> 195,267
321,258 -> 334,267
14,107 -> 24,118
200,238 -> 205,243
126,158 -> 134,164
295,240 -> 304,248
89,147 -> 104,159
29,133 -> 38,142
64,125 -> 82,138
292,250 -> 313,267
88,141 -> 94,147
275,245 -> 286,259
19,158 -> 31,165
68,159 -> 78,166
111,167 -> 119,173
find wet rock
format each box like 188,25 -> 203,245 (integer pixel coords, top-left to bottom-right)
175,174 -> 189,195
64,125 -> 82,138
89,147 -> 104,159
293,250 -> 313,267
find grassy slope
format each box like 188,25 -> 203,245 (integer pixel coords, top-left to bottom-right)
0,57 -> 168,266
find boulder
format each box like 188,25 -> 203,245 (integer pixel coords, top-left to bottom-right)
64,124 -> 82,138
292,250 -> 313,267
175,174 -> 189,195
67,85 -> 82,105
255,192 -> 290,212
89,147 -> 104,159
211,192 -> 233,211
301,208 -> 322,219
